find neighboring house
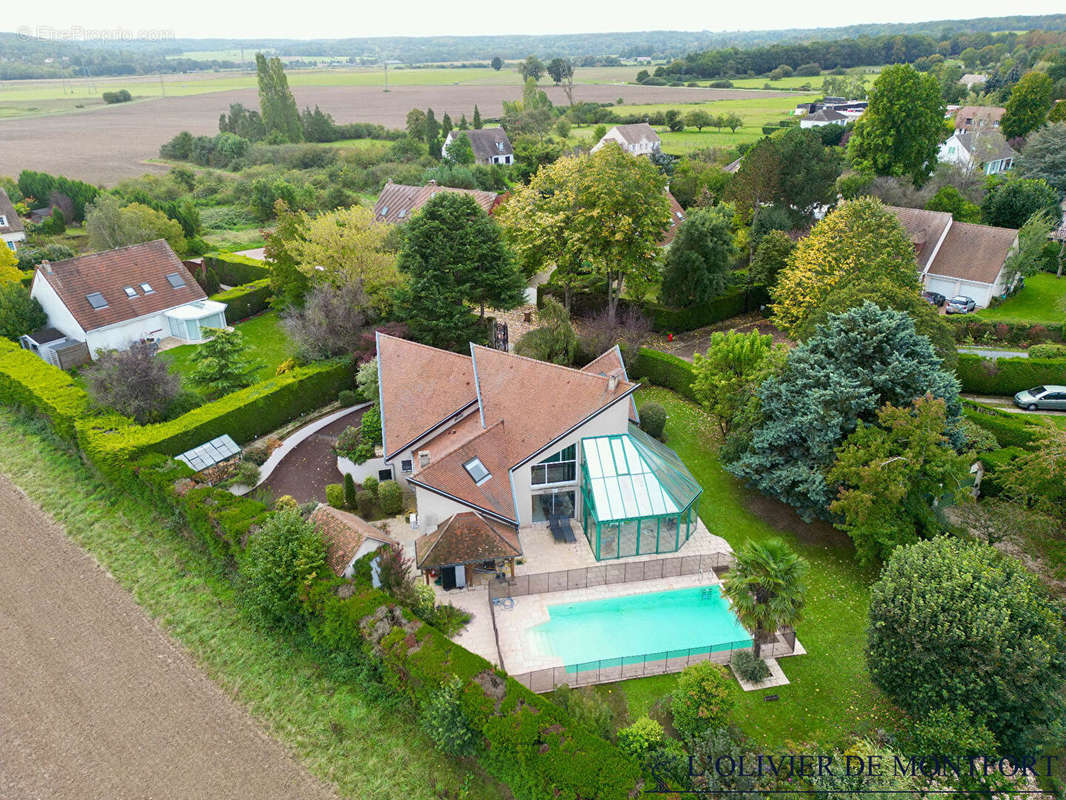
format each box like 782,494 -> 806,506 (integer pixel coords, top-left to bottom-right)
799,108 -> 847,129
376,333 -> 702,561
795,99 -> 866,119
0,189 -> 26,252
442,127 -> 514,165
661,191 -> 686,246
888,205 -> 1019,307
960,73 -> 989,90
26,240 -> 227,359
373,180 -> 502,224
938,130 -> 1017,175
953,105 -> 1005,134
309,504 -> 399,579
591,123 -> 661,156
18,327 -> 91,370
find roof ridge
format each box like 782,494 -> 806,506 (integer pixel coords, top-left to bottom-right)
42,238 -> 172,270
424,418 -> 506,465
470,343 -> 625,384
379,332 -> 472,362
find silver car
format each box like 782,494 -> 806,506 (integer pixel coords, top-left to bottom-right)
945,296 -> 976,314
1014,385 -> 1066,411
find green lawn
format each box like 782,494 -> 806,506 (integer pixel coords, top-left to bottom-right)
0,412 -> 506,800
161,310 -> 294,388
617,387 -> 900,748
976,273 -> 1066,325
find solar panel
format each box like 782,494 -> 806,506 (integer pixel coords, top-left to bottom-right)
175,434 -> 241,472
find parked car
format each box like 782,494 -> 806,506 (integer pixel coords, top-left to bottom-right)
1013,385 -> 1066,411
945,296 -> 976,314
922,291 -> 946,307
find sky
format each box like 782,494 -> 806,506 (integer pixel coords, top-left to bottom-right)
7,0 -> 1065,40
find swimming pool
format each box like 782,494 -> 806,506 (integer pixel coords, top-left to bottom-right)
529,585 -> 752,671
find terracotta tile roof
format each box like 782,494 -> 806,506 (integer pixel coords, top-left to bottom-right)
377,333 -> 476,458
471,344 -> 637,466
462,128 -> 513,162
309,504 -> 398,577
926,221 -> 1017,285
0,189 -> 23,235
886,206 -> 953,271
954,105 -> 1005,129
415,511 -> 521,570
661,191 -> 686,245
373,180 -> 500,224
34,240 -> 205,332
412,421 -> 517,522
581,346 -> 639,423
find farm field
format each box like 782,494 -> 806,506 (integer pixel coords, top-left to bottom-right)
0,75 -> 794,184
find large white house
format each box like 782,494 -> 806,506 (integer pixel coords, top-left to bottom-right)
0,189 -> 26,252
888,206 -> 1019,307
376,334 -> 702,568
26,240 -> 227,359
441,127 -> 514,165
938,130 -> 1017,175
591,123 -> 661,156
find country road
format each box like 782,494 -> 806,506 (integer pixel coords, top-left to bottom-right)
0,473 -> 339,800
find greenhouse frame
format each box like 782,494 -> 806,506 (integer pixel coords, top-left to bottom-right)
579,426 -> 703,560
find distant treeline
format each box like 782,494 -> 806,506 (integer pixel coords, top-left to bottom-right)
1,14 -> 1065,78
657,27 -> 1066,78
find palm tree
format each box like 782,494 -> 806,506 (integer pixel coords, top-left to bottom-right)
722,538 -> 808,658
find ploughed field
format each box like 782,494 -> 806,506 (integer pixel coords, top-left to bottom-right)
0,80 -> 794,184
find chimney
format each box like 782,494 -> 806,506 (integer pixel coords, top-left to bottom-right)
607,374 -> 619,393
41,260 -> 52,273
418,450 -> 431,469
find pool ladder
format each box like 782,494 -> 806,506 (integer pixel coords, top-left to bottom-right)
701,586 -> 716,599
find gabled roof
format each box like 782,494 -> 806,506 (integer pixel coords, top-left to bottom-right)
34,240 -> 205,332
886,206 -> 953,271
377,333 -> 477,458
954,130 -> 1018,162
806,108 -> 846,122
954,105 -> 1005,128
462,127 -> 513,161
310,504 -> 398,577
927,221 -> 1017,285
380,335 -> 639,521
415,511 -> 521,570
0,189 -> 23,235
609,123 -> 661,147
373,180 -> 500,224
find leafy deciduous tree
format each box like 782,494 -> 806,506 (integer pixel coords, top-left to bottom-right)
86,195 -> 186,254
255,53 -> 303,143
692,329 -> 786,435
1001,71 -> 1054,140
660,205 -> 736,307
0,282 -> 46,341
283,279 -> 372,361
980,176 -> 1061,229
748,229 -> 794,288
1017,122 -> 1066,195
84,341 -> 181,424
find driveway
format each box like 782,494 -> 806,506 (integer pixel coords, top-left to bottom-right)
964,394 -> 1066,416
0,474 -> 338,800
262,407 -> 366,503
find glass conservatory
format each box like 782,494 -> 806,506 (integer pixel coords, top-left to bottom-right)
579,426 -> 703,560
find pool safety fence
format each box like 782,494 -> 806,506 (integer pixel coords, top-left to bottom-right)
511,629 -> 796,693
488,550 -> 736,602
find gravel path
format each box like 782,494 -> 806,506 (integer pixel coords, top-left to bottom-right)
262,407 -> 365,503
0,473 -> 339,800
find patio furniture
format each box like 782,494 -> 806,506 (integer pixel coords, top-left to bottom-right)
549,513 -> 576,543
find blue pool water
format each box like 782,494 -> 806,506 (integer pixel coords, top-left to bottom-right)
529,585 -> 752,671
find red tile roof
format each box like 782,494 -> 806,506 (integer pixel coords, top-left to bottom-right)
0,189 -> 23,235
415,511 -> 521,570
377,333 -> 477,458
34,240 -> 205,332
661,191 -> 686,246
309,504 -> 398,577
373,180 -> 500,224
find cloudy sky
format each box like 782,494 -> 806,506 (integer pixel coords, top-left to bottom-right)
8,0 -> 1064,40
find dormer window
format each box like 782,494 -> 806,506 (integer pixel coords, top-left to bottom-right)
463,457 -> 491,485
496,141 -> 505,152
123,286 -> 138,298
0,215 -> 7,226
140,282 -> 154,294
86,292 -> 108,309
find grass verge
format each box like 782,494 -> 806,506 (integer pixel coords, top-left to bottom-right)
0,411 -> 506,800
620,387 -> 901,748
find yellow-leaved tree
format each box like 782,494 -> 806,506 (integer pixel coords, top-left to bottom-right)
771,197 -> 919,337
287,205 -> 400,316
0,244 -> 22,284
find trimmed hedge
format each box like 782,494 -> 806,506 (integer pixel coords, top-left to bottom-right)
305,581 -> 641,799
211,278 -> 272,321
78,358 -> 354,476
955,353 -> 1066,396
961,400 -> 1041,449
630,347 -> 697,401
945,316 -> 1065,345
645,286 -> 770,333
977,445 -> 1025,497
203,252 -> 270,285
0,339 -> 89,441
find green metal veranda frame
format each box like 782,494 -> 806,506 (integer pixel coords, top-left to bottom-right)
579,425 -> 703,561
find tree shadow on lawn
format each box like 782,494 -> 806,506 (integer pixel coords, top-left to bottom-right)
741,490 -> 855,552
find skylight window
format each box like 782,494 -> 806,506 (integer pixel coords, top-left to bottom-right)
463,457 -> 491,485
140,282 -> 154,294
166,272 -> 186,288
86,292 -> 108,309
123,286 -> 138,298
380,206 -> 388,216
